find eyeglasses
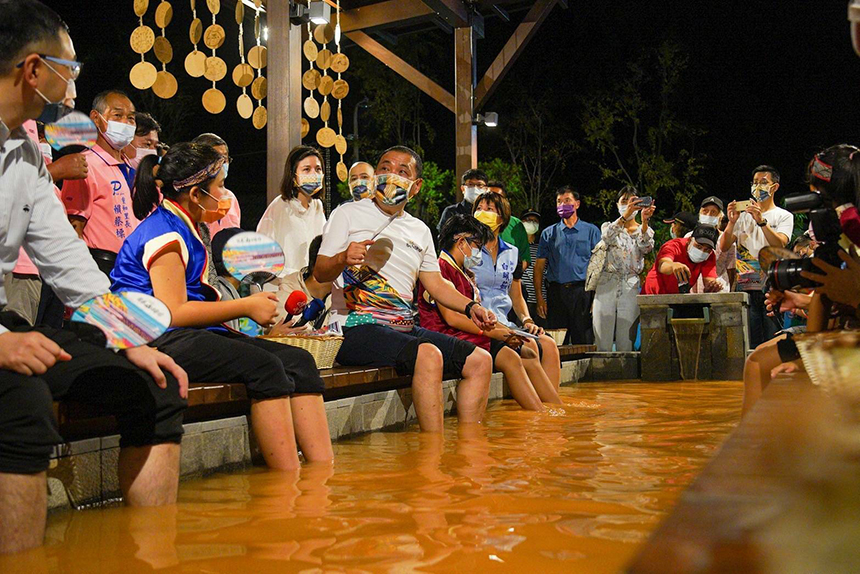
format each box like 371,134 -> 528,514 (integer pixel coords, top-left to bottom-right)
16,54 -> 82,81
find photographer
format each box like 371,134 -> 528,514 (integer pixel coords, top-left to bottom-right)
742,145 -> 860,416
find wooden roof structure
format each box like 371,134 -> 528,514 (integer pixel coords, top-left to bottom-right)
266,0 -> 563,201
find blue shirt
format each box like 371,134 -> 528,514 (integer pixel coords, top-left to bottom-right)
471,237 -> 521,328
537,218 -> 601,283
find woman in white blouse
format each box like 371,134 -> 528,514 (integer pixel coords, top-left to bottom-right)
593,186 -> 656,351
257,146 -> 327,274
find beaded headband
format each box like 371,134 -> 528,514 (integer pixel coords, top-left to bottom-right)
173,156 -> 226,189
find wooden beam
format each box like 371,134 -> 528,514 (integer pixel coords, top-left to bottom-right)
474,0 -> 557,109
340,0 -> 434,33
345,31 -> 455,113
267,0 -> 302,203
422,0 -> 470,28
454,26 -> 476,183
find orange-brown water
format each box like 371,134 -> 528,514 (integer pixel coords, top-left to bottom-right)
9,382 -> 741,573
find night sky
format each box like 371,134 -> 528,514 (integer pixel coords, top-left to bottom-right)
41,1 -> 860,225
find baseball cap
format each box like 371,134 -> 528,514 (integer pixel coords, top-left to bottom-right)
522,210 -> 541,220
691,224 -> 719,249
700,196 -> 725,212
663,211 -> 698,230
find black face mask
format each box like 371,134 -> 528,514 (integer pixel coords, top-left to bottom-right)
36,99 -> 73,124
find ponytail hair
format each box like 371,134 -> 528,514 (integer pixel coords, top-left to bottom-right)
132,141 -> 224,220
807,144 -> 860,207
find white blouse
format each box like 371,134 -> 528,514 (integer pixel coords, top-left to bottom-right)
256,196 -> 327,274
600,219 -> 655,278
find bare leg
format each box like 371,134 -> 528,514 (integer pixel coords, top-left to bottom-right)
290,394 -> 334,463
412,343 -> 445,432
250,397 -> 300,470
0,471 -> 46,553
455,348 -> 492,423
494,347 -> 544,411
118,444 -> 180,506
522,353 -> 563,404
537,335 -> 561,390
741,335 -> 785,418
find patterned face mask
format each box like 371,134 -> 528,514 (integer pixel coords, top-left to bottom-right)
296,173 -> 324,196
375,173 -> 414,206
349,178 -> 373,201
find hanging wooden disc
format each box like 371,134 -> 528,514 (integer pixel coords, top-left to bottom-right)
134,0 -> 150,17
248,45 -> 267,69
335,134 -> 347,155
154,1 -> 173,27
152,70 -> 177,98
253,0 -> 261,7
153,36 -> 173,64
234,0 -> 244,23
130,25 -> 156,54
316,126 -> 336,148
313,24 -> 334,44
301,118 -> 309,138
330,53 -> 349,74
204,56 -> 227,81
202,87 -> 226,113
337,106 -> 343,127
206,0 -> 220,13
237,93 -> 253,119
251,76 -> 267,99
320,100 -> 331,122
184,49 -> 206,77
336,161 -> 348,183
331,79 -> 349,100
303,40 -> 318,62
203,24 -> 225,49
232,63 -> 254,87
252,105 -> 267,129
316,49 -> 332,70
303,96 -> 319,119
130,61 -> 158,89
318,75 -> 333,96
189,18 -> 203,44
301,69 -> 321,91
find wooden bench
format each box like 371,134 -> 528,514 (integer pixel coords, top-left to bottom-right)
55,343 -> 596,442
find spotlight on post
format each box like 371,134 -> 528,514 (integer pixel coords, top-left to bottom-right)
309,1 -> 331,25
474,112 -> 499,128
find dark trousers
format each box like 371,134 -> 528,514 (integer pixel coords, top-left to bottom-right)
0,311 -> 186,474
746,289 -> 779,349
546,281 -> 593,345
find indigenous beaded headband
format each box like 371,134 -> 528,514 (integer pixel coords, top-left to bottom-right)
173,156 -> 226,189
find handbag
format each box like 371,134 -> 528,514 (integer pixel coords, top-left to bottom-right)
585,240 -> 608,292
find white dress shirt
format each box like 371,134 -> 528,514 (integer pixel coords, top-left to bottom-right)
0,119 -> 109,334
256,196 -> 326,275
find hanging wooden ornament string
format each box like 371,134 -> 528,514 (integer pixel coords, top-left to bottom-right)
333,0 -> 349,182
152,1 -> 177,99
130,0 -> 157,90
202,0 -> 226,114
185,0 -> 206,77
250,0 -> 268,129
315,21 -> 336,151
233,0 -> 254,119
302,14 -> 320,122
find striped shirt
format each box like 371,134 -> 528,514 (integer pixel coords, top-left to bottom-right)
0,119 -> 109,334
521,243 -> 547,304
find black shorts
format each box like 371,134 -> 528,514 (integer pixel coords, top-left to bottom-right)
488,336 -> 544,363
150,328 -> 325,397
776,333 -> 800,363
336,324 -> 477,380
0,311 -> 187,475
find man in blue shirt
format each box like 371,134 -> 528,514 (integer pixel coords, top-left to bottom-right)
534,186 -> 601,345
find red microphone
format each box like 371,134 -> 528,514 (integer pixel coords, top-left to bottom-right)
285,290 -> 308,315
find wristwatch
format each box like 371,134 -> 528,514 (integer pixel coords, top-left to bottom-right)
757,220 -> 767,227
464,301 -> 478,317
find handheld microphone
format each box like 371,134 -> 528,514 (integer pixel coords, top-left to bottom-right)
285,290 -> 309,316
293,297 -> 325,328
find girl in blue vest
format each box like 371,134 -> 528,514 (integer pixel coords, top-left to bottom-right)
112,142 -> 333,470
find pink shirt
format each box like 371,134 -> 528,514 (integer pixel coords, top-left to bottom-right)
205,188 -> 242,236
13,121 -> 56,276
61,144 -> 140,253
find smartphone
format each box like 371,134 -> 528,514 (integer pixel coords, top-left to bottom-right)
637,196 -> 653,207
735,200 -> 752,212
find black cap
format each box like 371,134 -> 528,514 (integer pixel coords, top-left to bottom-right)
663,211 -> 698,230
700,196 -> 724,212
691,224 -> 719,249
522,210 -> 541,220
211,227 -> 244,276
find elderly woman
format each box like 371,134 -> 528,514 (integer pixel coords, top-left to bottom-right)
470,193 -> 562,391
592,186 -> 655,352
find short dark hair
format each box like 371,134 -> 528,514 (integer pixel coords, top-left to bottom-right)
461,168 -> 488,186
438,213 -> 494,252
193,132 -> 228,152
92,90 -> 131,114
0,0 -> 68,74
752,164 -> 780,183
280,145 -> 324,200
487,180 -> 507,195
378,145 -> 423,178
616,185 -> 638,201
556,185 -> 580,200
473,191 -> 511,234
134,112 -> 161,138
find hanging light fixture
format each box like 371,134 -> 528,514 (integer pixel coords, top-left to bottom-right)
309,1 -> 331,25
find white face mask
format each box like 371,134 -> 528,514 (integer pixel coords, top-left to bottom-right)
127,147 -> 157,170
699,214 -> 720,227
463,186 -> 481,204
523,221 -> 539,236
222,162 -> 229,179
459,242 -> 483,269
38,142 -> 53,161
618,203 -> 630,218
98,114 -> 136,150
688,244 -> 711,263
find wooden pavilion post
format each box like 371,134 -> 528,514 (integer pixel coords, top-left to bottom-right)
454,25 -> 476,193
267,0 -> 303,203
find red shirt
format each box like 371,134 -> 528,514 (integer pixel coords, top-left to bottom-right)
418,253 -> 491,350
643,237 -> 716,294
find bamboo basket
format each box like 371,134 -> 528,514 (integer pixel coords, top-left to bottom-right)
794,331 -> 860,405
261,333 -> 344,369
546,329 -> 567,346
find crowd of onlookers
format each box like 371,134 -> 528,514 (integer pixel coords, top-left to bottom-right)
4,0 -> 860,556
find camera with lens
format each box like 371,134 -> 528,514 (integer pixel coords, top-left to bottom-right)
766,192 -> 844,291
